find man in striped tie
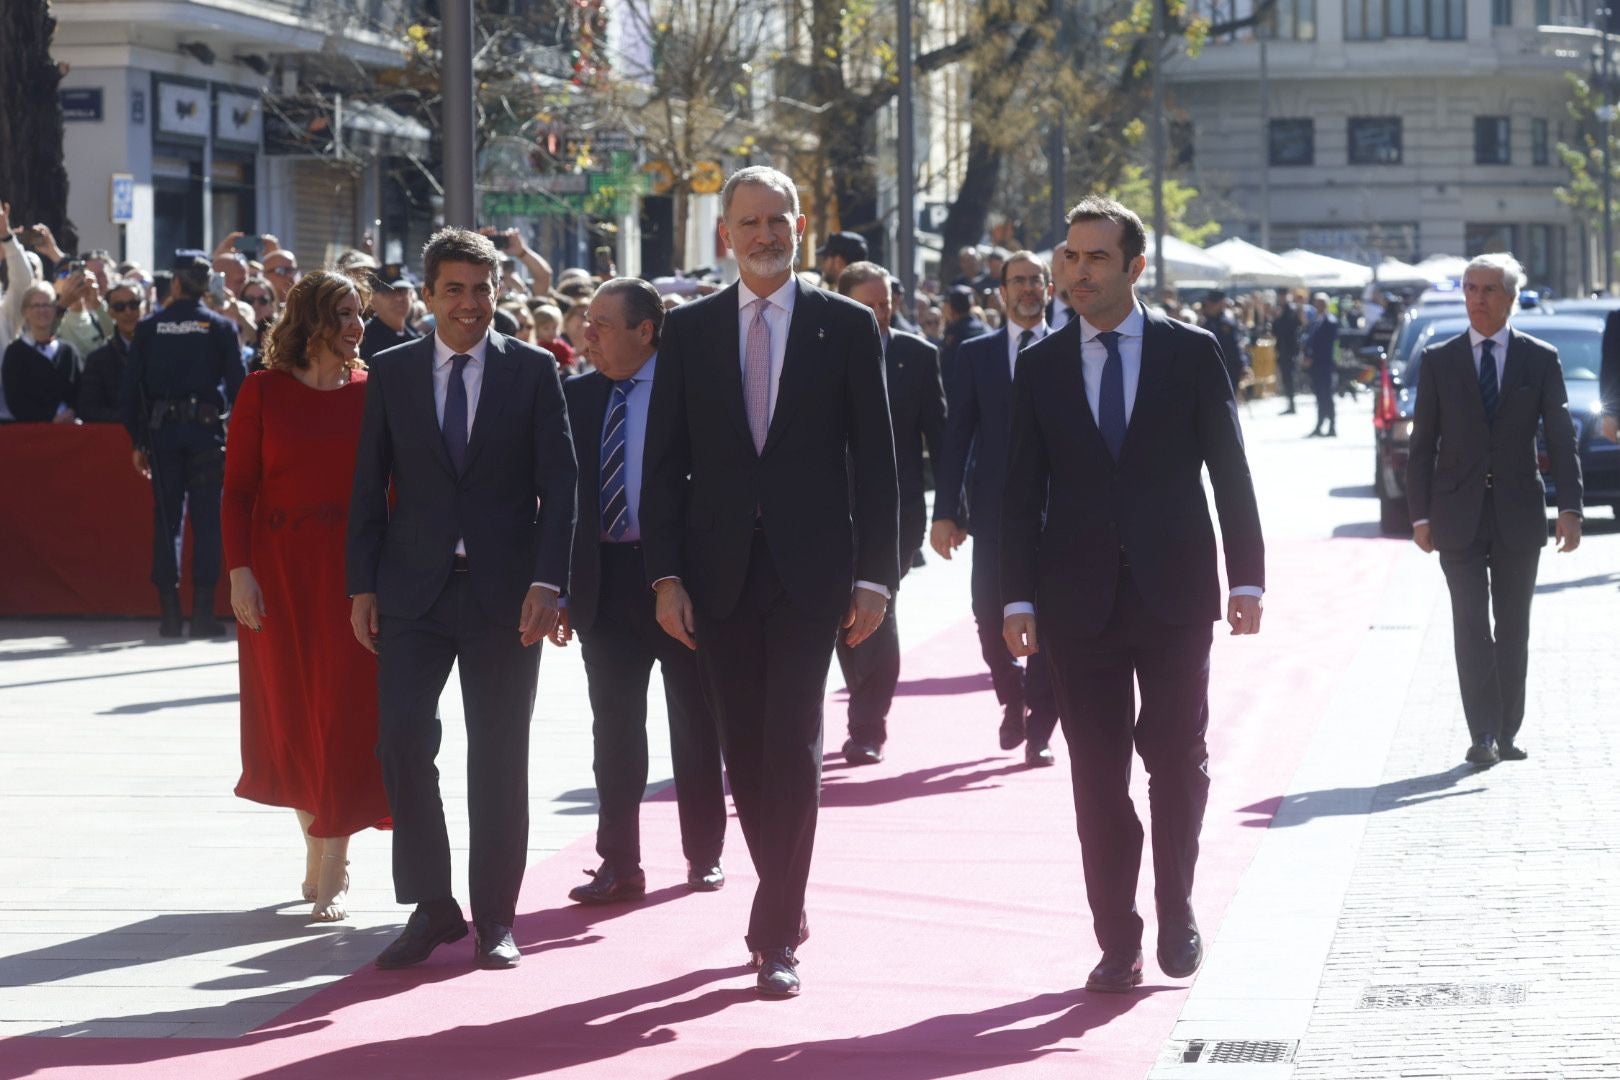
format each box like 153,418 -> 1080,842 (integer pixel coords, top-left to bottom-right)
554,278 -> 728,905
1406,253 -> 1583,768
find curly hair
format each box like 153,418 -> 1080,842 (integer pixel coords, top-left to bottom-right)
260,270 -> 371,373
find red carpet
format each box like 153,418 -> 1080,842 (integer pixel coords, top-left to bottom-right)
1,539 -> 1400,1079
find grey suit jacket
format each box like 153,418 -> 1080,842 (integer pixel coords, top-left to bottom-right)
1406,328 -> 1581,553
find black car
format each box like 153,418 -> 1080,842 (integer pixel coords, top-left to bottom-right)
1374,314 -> 1620,534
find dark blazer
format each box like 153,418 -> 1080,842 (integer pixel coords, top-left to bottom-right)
1305,313 -> 1338,389
2,339 -> 79,422
885,329 -> 947,560
1406,328 -> 1581,552
561,367 -> 624,633
1602,309 -> 1620,420
346,332 -> 578,627
79,336 -> 130,422
640,279 -> 900,622
1000,309 -> 1265,638
933,326 -> 1018,538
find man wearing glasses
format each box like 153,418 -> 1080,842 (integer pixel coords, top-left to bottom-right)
262,247 -> 299,305
78,280 -> 146,422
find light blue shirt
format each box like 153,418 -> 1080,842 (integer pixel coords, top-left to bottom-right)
604,353 -> 657,543
1468,325 -> 1509,387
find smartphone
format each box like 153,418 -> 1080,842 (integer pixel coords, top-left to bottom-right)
236,234 -> 263,261
208,270 -> 229,306
58,259 -> 86,279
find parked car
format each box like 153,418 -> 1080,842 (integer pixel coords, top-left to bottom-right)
1545,296 -> 1620,318
1373,314 -> 1620,534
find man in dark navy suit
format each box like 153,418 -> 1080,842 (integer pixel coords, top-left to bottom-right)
1601,307 -> 1620,444
347,227 -> 577,972
554,277 -> 727,904
1002,197 -> 1265,994
931,250 -> 1061,766
832,260 -> 947,764
641,166 -> 899,998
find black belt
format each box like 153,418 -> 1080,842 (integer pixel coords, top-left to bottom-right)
452,554 -> 470,572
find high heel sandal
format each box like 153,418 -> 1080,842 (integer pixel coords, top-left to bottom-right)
312,854 -> 351,922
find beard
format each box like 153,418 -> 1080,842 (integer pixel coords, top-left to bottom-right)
741,237 -> 798,278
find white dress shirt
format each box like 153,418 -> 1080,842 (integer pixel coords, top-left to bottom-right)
432,330 -> 557,593
1468,324 -> 1510,386
1003,302 -> 1260,619
1006,319 -> 1050,380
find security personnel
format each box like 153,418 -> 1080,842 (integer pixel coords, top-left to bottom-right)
120,251 -> 246,638
359,263 -> 422,361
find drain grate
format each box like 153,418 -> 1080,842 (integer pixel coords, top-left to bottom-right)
1179,1039 -> 1298,1064
1358,982 -> 1527,1009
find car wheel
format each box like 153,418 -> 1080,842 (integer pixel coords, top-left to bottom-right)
1379,495 -> 1411,537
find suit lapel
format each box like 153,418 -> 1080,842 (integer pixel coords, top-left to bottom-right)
462,332 -> 516,474
576,372 -> 611,524
411,337 -> 456,477
1052,318 -> 1111,460
762,279 -> 824,454
1121,309 -> 1172,463
985,327 -> 1012,416
1447,333 -> 1490,429
1501,329 -> 1530,399
711,284 -> 752,446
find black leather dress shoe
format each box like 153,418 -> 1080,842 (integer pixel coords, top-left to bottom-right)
474,920 -> 521,969
1158,921 -> 1203,979
999,704 -> 1026,751
1024,742 -> 1055,767
842,737 -> 884,765
750,910 -> 810,968
375,904 -> 468,969
1465,739 -> 1500,767
756,946 -> 801,997
1498,741 -> 1528,761
687,861 -> 725,891
568,865 -> 647,905
1085,948 -> 1144,993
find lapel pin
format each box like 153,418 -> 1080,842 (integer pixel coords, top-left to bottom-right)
818,327 -> 826,340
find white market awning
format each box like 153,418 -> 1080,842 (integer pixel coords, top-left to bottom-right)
1279,249 -> 1374,290
1203,237 -> 1308,288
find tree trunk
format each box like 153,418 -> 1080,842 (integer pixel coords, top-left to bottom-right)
941,134 -> 1003,270
0,0 -> 75,252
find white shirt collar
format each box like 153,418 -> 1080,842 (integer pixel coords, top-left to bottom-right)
433,328 -> 490,368
1078,303 -> 1146,343
1007,319 -> 1050,341
738,276 -> 798,315
1468,324 -> 1510,353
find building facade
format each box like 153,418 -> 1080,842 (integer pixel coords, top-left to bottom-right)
1170,0 -> 1606,293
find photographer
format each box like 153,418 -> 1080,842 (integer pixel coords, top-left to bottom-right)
479,226 -> 553,296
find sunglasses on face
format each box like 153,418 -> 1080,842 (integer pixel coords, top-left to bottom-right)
109,300 -> 143,313
269,266 -> 296,276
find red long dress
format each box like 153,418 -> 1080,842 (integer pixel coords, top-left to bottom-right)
223,368 -> 391,837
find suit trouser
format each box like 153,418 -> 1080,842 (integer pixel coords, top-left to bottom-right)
376,571 -> 540,926
1275,354 -> 1297,405
970,534 -> 1059,745
1311,376 -> 1336,430
1046,566 -> 1213,954
1438,491 -> 1541,747
147,423 -> 223,592
694,529 -> 839,951
833,559 -> 909,744
579,543 -> 727,874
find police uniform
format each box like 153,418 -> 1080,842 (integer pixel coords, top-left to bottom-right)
120,255 -> 247,637
359,262 -> 422,362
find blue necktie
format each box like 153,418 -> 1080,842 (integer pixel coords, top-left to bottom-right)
600,379 -> 631,541
1478,338 -> 1499,421
443,354 -> 471,473
1097,330 -> 1126,459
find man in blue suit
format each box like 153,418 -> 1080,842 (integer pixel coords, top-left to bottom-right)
930,250 -> 1060,767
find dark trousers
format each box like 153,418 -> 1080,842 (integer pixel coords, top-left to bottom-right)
147,423 -> 223,592
694,530 -> 839,951
833,557 -> 908,744
971,535 -> 1058,745
376,571 -> 540,926
1311,378 -> 1336,432
1047,567 -> 1213,953
1276,353 -> 1298,406
579,543 -> 727,874
1438,493 -> 1541,747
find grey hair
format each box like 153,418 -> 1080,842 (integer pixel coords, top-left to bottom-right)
1466,252 -> 1524,295
720,166 -> 800,219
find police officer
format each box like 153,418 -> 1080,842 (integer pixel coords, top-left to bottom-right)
120,251 -> 247,637
359,263 -> 422,361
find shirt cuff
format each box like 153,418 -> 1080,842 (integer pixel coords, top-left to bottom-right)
528,581 -> 560,594
1004,601 -> 1036,618
1228,586 -> 1264,600
854,580 -> 891,600
1411,519 -> 1429,528
651,575 -> 681,590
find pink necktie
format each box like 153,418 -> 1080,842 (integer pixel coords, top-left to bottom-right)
744,298 -> 771,453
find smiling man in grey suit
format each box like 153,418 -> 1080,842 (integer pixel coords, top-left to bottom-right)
347,227 -> 577,972
1407,253 -> 1582,768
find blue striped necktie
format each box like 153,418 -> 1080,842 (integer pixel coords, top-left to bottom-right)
1097,330 -> 1126,459
1478,338 -> 1499,421
600,379 -> 632,540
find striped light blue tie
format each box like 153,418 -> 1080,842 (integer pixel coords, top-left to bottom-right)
600,379 -> 631,540
1478,338 -> 1499,421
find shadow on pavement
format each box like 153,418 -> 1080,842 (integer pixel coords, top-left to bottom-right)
1238,765 -> 1486,828
98,692 -> 239,715
1327,484 -> 1377,499
820,757 -> 1030,808
1535,571 -> 1620,595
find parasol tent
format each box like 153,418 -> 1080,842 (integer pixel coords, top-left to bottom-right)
1278,249 -> 1374,290
1203,237 -> 1308,288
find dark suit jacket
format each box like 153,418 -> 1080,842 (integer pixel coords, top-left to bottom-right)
1602,309 -> 1620,419
934,327 -> 1018,538
1000,309 -> 1265,638
1,339 -> 79,422
640,279 -> 900,622
346,332 -> 578,627
886,329 -> 947,560
561,367 -> 630,633
1406,328 -> 1581,553
1305,313 -> 1338,389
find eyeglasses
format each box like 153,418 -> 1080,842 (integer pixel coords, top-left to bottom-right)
1005,275 -> 1047,289
268,266 -> 296,276
108,300 -> 143,313
243,294 -> 272,306
24,301 -> 56,311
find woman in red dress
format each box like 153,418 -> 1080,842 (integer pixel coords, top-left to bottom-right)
224,270 -> 390,921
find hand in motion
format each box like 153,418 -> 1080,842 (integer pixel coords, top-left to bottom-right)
1412,521 -> 1434,554
1003,612 -> 1038,658
519,585 -> 561,646
230,567 -> 266,631
131,449 -> 151,479
1226,594 -> 1263,636
549,608 -> 573,647
929,519 -> 967,560
350,593 -> 379,655
1555,511 -> 1581,554
843,587 -> 888,647
654,579 -> 697,650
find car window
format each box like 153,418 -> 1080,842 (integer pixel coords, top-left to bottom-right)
1405,321 -> 1601,388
